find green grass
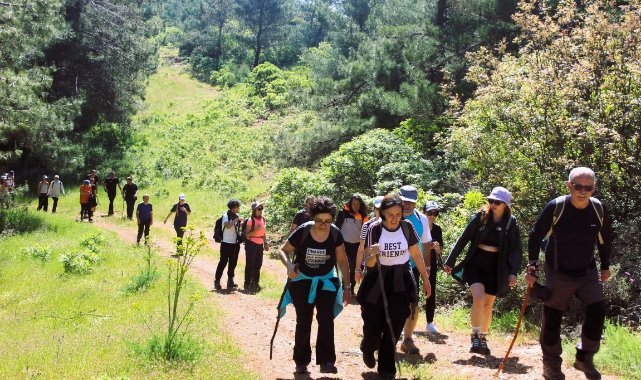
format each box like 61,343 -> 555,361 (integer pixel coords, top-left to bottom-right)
0,212 -> 256,379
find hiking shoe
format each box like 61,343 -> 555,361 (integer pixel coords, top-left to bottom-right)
470,333 -> 484,354
479,334 -> 491,355
543,365 -> 565,380
362,349 -> 376,368
400,337 -> 420,355
227,280 -> 238,289
574,358 -> 601,380
294,365 -> 309,374
319,363 -> 338,374
426,322 -> 439,334
214,281 -> 222,290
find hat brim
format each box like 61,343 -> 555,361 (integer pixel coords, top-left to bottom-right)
399,196 -> 417,203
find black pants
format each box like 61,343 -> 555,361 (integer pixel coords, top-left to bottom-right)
37,193 -> 48,211
359,266 -> 413,376
51,197 -> 59,213
174,224 -> 186,246
137,220 -> 151,243
125,198 -> 136,219
244,240 -> 264,288
80,203 -> 93,220
215,242 -> 240,282
425,251 -> 438,323
344,242 -> 359,291
290,278 -> 339,366
107,193 -> 116,215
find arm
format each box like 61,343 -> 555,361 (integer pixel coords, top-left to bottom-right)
164,211 -> 174,224
289,223 -> 298,235
444,213 -> 481,270
507,219 -> 522,287
279,241 -> 297,278
527,202 -> 554,262
409,243 -> 431,298
598,205 -> 613,281
150,209 -> 154,225
335,243 -> 351,304
355,239 -> 366,283
136,207 -> 140,224
61,182 -> 65,196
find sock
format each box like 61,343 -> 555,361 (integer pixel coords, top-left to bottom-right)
472,327 -> 480,335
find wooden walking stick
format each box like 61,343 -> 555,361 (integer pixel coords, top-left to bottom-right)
496,285 -> 532,377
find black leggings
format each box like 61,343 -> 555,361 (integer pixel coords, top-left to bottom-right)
425,251 -> 438,323
344,242 -> 359,290
137,221 -> 151,243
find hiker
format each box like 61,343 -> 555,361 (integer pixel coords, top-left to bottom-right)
122,176 -> 138,220
397,185 -> 433,355
89,176 -> 98,214
422,201 -> 443,334
214,199 -> 243,290
444,186 -> 522,355
136,195 -> 153,245
357,193 -> 431,380
335,194 -> 369,296
88,169 -> 99,190
6,170 -> 14,189
47,175 -> 65,213
79,179 -> 93,222
289,195 -> 314,235
355,195 -> 384,285
164,194 -> 191,249
1,174 -> 8,192
244,201 -> 269,293
103,171 -> 122,216
36,175 -> 50,211
525,167 -> 613,380
278,196 -> 351,375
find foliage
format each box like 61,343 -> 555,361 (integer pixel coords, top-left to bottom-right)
20,246 -> 53,262
594,322 -> 641,379
125,241 -> 160,294
60,233 -> 106,274
247,63 -> 311,110
0,207 -> 47,236
137,333 -> 203,363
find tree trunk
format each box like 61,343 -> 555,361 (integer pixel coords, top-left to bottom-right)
253,0 -> 266,67
435,0 -> 446,28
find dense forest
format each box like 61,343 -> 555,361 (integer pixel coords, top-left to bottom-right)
2,0 -> 641,327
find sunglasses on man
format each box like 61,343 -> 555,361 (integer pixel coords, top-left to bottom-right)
571,183 -> 594,192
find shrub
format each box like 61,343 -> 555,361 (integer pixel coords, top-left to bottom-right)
125,243 -> 159,294
136,333 -> 203,363
59,249 -> 104,274
0,207 -> 46,235
79,233 -> 105,253
20,246 -> 52,262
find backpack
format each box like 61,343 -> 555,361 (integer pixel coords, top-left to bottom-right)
541,195 -> 605,252
292,221 -> 340,262
240,216 -> 266,244
213,215 -> 224,243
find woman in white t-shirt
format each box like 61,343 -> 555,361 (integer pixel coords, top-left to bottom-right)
356,193 -> 431,380
214,199 -> 243,290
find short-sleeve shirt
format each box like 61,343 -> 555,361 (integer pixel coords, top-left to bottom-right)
246,217 -> 266,244
288,223 -> 344,276
222,211 -> 240,244
404,210 -> 432,267
104,177 -> 119,194
170,202 -> 191,227
292,209 -> 310,227
365,221 -> 419,266
360,217 -> 381,241
123,183 -> 138,200
137,203 -> 153,222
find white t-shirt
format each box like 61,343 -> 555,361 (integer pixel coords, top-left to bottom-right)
377,225 -> 415,266
221,212 -> 239,244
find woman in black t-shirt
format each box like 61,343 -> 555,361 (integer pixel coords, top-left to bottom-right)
278,196 -> 350,376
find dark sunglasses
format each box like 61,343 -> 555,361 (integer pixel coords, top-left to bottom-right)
314,218 -> 333,226
487,199 -> 503,206
571,183 -> 594,192
255,207 -> 264,211
381,198 -> 402,208
425,210 -> 439,216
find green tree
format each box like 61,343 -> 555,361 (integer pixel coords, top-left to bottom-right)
237,0 -> 288,67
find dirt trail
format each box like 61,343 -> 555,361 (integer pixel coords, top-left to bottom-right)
92,215 -> 616,380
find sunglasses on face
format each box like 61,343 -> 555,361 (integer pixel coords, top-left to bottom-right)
255,207 -> 264,211
487,199 -> 503,206
571,183 -> 594,192
426,210 -> 439,216
381,199 -> 402,208
314,218 -> 333,226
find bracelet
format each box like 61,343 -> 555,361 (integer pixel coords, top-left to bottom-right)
355,269 -> 363,273
343,285 -> 351,290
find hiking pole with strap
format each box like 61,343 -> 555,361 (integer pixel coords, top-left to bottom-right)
270,255 -> 293,360
495,284 -> 532,377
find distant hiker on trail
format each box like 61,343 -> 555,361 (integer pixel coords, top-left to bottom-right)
244,201 -> 269,293
355,195 -> 384,285
89,176 -> 98,214
88,169 -> 99,190
164,194 -> 191,250
278,196 -> 351,375
525,167 -> 613,380
136,195 -> 153,245
356,193 -> 431,380
47,175 -> 65,213
36,175 -> 50,212
214,199 -> 243,290
7,170 -> 15,189
444,186 -> 522,356
79,179 -> 93,222
122,176 -> 138,220
289,195 -> 314,235
1,174 -> 9,192
397,185 -> 432,355
334,194 -> 369,297
104,171 -> 122,216
422,201 -> 443,334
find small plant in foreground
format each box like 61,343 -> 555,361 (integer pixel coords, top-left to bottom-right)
125,237 -> 159,293
21,246 -> 52,262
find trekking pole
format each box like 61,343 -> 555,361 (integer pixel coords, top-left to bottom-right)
495,284 -> 532,377
376,254 -> 402,376
269,279 -> 290,360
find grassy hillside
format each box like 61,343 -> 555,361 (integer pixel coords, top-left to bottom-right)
0,213 -> 255,379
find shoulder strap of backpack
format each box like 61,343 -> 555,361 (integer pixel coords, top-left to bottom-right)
590,197 -> 605,244
399,219 -> 411,244
545,195 -> 568,239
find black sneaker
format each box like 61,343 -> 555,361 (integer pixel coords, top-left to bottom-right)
362,350 -> 375,368
574,357 -> 602,380
319,363 -> 338,374
543,365 -> 565,380
214,281 -> 222,290
227,280 -> 238,289
294,365 -> 309,374
470,333 -> 483,354
479,334 -> 491,355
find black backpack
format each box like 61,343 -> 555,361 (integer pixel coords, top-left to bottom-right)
213,215 -> 224,243
240,216 -> 265,244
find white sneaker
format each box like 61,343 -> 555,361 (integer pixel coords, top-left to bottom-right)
426,323 -> 439,334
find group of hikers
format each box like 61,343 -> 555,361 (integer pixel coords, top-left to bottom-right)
24,165 -> 611,380
257,167 -> 610,380
0,170 -> 15,192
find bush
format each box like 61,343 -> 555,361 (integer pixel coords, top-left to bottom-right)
209,63 -> 250,87
59,249 -> 104,274
79,233 -> 105,253
0,207 -> 46,236
136,333 -> 203,363
20,246 -> 52,262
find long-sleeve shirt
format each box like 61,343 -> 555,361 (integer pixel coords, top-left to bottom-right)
48,180 -> 65,197
527,197 -> 613,275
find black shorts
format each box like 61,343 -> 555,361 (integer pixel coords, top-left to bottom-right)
463,249 -> 498,296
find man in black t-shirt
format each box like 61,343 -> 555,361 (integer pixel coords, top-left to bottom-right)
526,167 -> 613,380
289,196 -> 314,235
164,194 -> 191,250
104,171 -> 122,216
122,176 -> 138,220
